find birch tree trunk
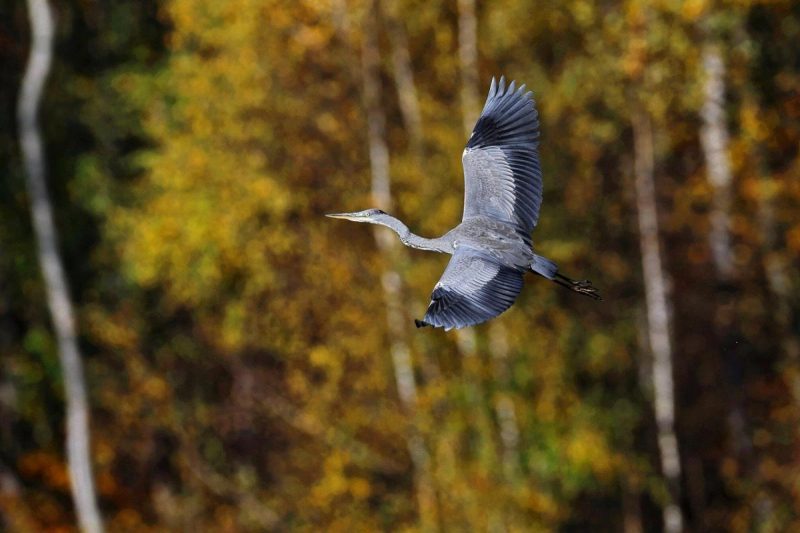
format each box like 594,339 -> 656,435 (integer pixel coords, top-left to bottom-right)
700,45 -> 735,281
17,2 -> 103,532
383,5 -> 423,157
632,110 -> 683,533
456,0 -> 522,492
455,8 -> 521,527
381,1 -> 449,385
699,43 -> 753,465
622,476 -> 644,533
742,77 -> 796,529
18,4 -> 103,533
755,153 -> 798,361
454,0 -> 480,358
455,0 -> 481,360
457,0 -> 480,136
360,3 -> 438,529
488,322 -> 520,482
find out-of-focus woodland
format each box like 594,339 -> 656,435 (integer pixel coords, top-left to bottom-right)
2,0 -> 800,531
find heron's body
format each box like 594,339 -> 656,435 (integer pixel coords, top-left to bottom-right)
328,77 -> 599,330
398,215 -> 534,269
445,216 -> 535,269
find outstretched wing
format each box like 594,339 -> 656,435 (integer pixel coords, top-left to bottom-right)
462,77 -> 542,233
417,248 -> 524,330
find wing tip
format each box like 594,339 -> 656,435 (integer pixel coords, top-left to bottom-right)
484,76 -> 539,112
414,318 -> 430,328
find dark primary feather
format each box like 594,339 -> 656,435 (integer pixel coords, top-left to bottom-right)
462,76 -> 543,233
418,247 -> 524,331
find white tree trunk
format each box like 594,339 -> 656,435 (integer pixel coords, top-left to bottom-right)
632,111 -> 683,533
17,2 -> 103,532
699,45 -> 735,281
360,4 -> 437,528
699,43 -> 754,463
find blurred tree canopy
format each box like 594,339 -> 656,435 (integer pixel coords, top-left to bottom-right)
2,0 -> 799,530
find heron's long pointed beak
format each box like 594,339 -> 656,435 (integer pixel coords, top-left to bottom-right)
325,212 -> 363,221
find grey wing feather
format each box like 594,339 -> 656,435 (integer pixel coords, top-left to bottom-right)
419,248 -> 524,330
462,76 -> 543,232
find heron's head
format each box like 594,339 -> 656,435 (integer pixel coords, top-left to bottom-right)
325,208 -> 391,224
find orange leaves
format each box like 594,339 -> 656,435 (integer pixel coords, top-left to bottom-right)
787,226 -> 800,253
18,452 -> 70,493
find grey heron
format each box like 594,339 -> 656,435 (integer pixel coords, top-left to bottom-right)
328,77 -> 600,330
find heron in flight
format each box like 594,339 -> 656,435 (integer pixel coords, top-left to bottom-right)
328,77 -> 600,330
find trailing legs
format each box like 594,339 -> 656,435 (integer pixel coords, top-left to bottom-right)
531,254 -> 602,300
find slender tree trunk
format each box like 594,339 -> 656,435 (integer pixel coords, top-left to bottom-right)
756,166 -> 799,360
699,43 -> 753,465
381,1 -> 448,386
383,5 -> 423,157
739,70 -> 799,362
457,0 -> 479,136
454,0 -> 481,360
735,18 -> 800,407
17,2 -> 103,532
456,0 -> 522,487
632,110 -> 683,533
744,81 -> 798,529
488,322 -> 520,482
700,45 -> 735,281
456,9 -> 519,527
0,461 -> 37,532
621,476 -> 643,533
360,3 -> 438,529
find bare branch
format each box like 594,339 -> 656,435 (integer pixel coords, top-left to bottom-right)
360,2 -> 438,527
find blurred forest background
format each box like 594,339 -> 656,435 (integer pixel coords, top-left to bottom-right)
2,0 -> 800,531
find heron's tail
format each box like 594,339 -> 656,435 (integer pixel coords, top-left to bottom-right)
531,254 -> 558,279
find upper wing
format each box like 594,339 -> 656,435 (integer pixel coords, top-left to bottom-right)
417,248 -> 524,331
462,77 -> 543,233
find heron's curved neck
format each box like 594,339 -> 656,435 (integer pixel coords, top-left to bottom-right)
378,215 -> 450,253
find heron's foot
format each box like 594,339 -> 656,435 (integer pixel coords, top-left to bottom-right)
554,274 -> 602,301
571,279 -> 602,300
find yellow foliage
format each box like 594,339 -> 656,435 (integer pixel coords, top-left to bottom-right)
15,0 -> 794,530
